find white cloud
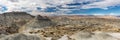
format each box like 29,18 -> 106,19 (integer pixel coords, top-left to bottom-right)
0,0 -> 98,11
81,0 -> 120,9
73,0 -> 97,3
0,0 -> 74,13
93,14 -> 105,15
0,0 -> 120,15
93,13 -> 120,16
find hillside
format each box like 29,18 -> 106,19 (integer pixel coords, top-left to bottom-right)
0,12 -> 120,40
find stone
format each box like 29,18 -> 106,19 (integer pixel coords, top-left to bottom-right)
70,32 -> 119,40
0,33 -> 44,40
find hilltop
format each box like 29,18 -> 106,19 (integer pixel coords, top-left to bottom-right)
0,12 -> 120,40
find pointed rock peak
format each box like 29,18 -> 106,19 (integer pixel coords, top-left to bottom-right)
35,15 -> 50,20
35,15 -> 43,20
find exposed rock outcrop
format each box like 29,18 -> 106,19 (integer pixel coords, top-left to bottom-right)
19,15 -> 56,33
70,32 -> 119,40
0,12 -> 34,34
1,12 -> 120,40
0,12 -> 34,27
0,33 -> 44,40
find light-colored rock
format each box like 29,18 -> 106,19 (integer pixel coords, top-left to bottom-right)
0,33 -> 44,40
58,35 -> 69,40
70,32 -> 119,40
19,15 -> 55,33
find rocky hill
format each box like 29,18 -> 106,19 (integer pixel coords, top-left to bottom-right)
19,15 -> 56,33
1,12 -> 120,40
0,12 -> 35,34
0,12 -> 34,27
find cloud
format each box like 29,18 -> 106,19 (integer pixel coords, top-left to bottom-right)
0,0 -> 74,13
81,0 -> 120,9
93,13 -> 120,16
0,0 -> 120,15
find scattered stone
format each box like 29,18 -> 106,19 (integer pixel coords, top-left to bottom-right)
0,33 -> 44,40
70,32 -> 119,40
0,12 -> 120,40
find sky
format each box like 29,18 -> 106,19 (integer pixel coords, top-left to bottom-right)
0,0 -> 120,15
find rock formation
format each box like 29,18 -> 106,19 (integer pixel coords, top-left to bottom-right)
70,32 -> 119,40
0,33 -> 44,40
19,15 -> 56,32
0,12 -> 120,40
0,12 -> 34,35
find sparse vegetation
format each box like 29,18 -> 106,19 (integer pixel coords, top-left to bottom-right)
1,12 -> 120,40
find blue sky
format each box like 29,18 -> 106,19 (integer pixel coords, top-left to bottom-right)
0,0 -> 120,15
68,6 -> 120,15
